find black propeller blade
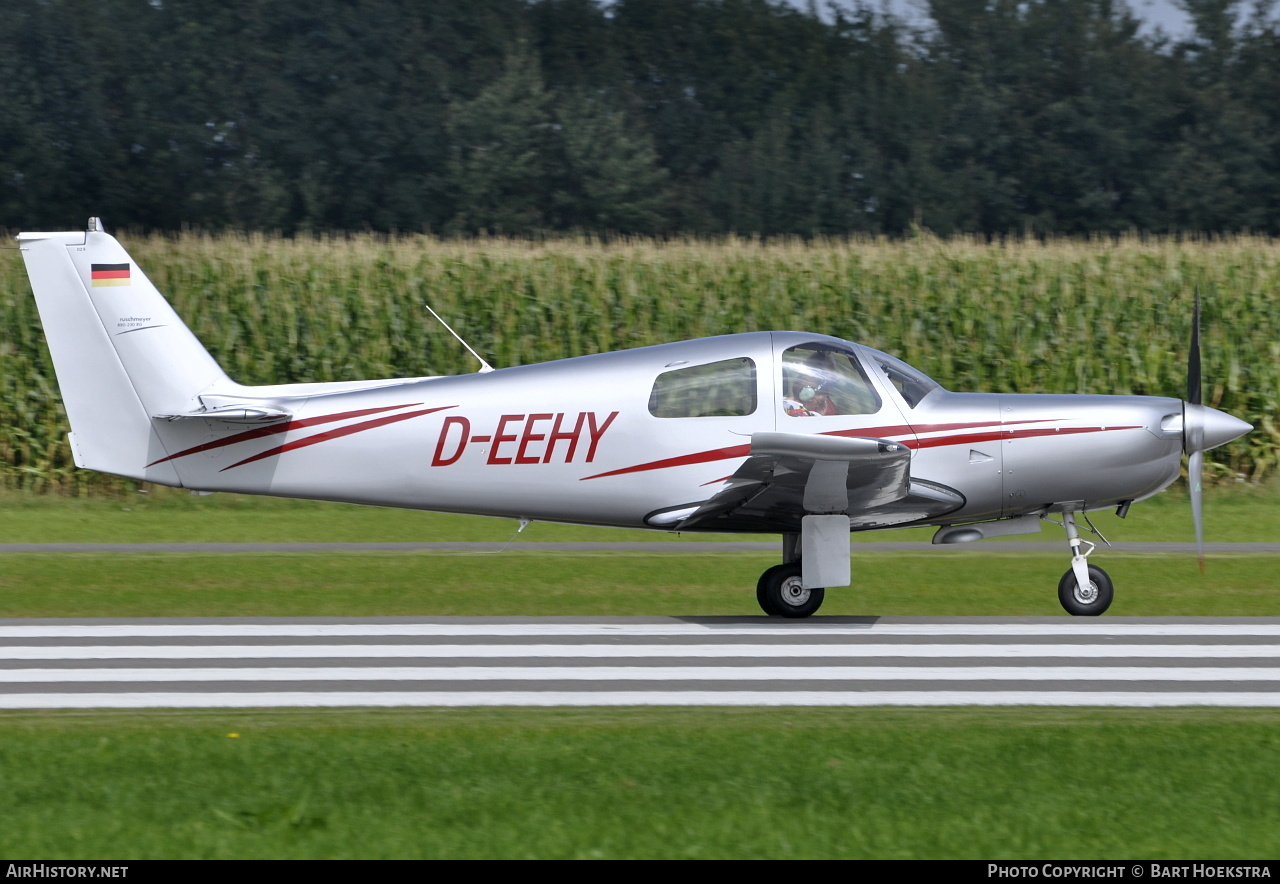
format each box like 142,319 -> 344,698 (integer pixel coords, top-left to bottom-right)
1187,288 -> 1201,407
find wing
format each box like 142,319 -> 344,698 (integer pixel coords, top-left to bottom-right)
667,431 -> 964,533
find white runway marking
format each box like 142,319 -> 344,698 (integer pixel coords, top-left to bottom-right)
3,691 -> 1280,709
3,618 -> 1279,708
1,643 -> 1277,660
2,666 -> 1278,682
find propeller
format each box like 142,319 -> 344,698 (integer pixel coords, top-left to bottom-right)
1188,289 -> 1204,571
1181,288 -> 1252,571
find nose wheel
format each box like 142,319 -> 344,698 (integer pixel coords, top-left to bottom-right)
756,562 -> 825,618
1057,563 -> 1113,616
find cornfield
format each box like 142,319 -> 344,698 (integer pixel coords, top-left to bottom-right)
1,231 -> 1276,494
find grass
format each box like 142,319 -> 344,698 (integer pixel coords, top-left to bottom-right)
0,477 -> 1275,544
1,707 -> 1278,859
0,488 -> 742,544
0,550 -> 1276,618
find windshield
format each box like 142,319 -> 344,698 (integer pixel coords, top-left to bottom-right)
864,349 -> 942,408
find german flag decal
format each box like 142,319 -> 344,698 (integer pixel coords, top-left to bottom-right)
91,263 -> 130,287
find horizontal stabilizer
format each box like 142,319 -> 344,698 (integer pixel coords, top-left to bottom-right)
156,405 -> 292,424
156,391 -> 293,424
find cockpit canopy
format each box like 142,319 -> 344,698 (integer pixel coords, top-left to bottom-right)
643,333 -> 944,420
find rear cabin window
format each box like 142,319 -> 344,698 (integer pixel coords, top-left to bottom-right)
648,357 -> 758,418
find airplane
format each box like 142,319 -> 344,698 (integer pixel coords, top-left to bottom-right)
16,219 -> 1253,618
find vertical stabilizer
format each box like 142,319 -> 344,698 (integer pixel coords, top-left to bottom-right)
17,219 -> 231,484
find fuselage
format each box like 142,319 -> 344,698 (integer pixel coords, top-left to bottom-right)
151,331 -> 1187,531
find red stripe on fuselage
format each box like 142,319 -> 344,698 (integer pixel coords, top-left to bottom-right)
148,403 -> 444,467
219,406 -> 446,471
908,430 -> 1004,450
901,424 -> 1144,450
583,443 -> 754,480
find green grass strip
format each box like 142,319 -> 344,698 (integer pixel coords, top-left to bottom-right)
0,550 -> 1276,617
0,480 -> 1277,543
1,707 -> 1278,859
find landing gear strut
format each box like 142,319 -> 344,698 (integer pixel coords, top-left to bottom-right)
1052,511 -> 1113,616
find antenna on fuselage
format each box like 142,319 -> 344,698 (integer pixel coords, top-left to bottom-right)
424,303 -> 494,373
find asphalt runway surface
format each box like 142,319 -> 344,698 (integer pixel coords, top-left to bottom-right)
3,616 -> 1280,709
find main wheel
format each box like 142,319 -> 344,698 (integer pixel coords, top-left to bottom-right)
1057,564 -> 1114,616
755,568 -> 781,616
756,562 -> 825,619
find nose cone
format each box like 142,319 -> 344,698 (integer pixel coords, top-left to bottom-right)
1185,403 -> 1253,453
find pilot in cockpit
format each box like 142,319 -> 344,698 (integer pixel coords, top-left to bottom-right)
783,351 -> 839,416
784,379 -> 836,416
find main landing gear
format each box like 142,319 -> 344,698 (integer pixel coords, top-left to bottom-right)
756,562 -> 825,618
756,533 -> 826,618
1049,511 -> 1114,616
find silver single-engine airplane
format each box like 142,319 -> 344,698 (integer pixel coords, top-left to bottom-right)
17,219 -> 1252,617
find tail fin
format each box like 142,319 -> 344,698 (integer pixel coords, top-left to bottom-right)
17,218 -> 231,484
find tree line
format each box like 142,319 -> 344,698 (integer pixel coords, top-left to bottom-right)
3,0 -> 1279,237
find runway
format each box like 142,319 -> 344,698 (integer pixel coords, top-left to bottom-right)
3,616 -> 1280,708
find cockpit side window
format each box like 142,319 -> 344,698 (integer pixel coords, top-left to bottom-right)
871,352 -> 941,408
781,344 -> 881,417
648,357 -> 758,418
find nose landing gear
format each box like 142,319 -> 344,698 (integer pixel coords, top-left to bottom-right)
1049,511 -> 1113,616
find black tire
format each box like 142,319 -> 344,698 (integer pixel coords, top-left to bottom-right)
757,562 -> 825,619
755,568 -> 781,616
1057,564 -> 1114,616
